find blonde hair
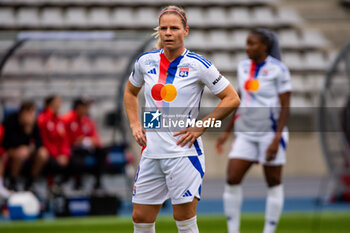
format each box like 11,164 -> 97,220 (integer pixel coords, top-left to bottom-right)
153,5 -> 187,49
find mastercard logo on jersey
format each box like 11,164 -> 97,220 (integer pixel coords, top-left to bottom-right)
151,83 -> 177,102
244,78 -> 260,92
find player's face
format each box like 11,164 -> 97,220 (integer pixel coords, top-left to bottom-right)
76,104 -> 89,117
20,108 -> 36,126
51,97 -> 62,114
159,13 -> 189,51
246,34 -> 267,61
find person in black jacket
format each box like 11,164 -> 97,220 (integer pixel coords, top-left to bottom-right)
3,101 -> 49,190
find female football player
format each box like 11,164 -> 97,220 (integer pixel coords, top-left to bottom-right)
216,29 -> 291,233
124,5 -> 240,233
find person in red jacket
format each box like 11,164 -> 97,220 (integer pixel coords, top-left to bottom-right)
0,124 -> 11,198
62,97 -> 106,189
37,95 -> 70,185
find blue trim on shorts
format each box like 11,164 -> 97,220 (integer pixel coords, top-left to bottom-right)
193,140 -> 203,155
269,108 -> 287,150
188,156 -> 204,178
134,165 -> 140,182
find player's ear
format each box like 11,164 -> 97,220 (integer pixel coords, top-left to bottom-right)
262,43 -> 268,54
184,26 -> 189,37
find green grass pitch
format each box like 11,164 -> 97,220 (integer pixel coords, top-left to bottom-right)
0,212 -> 349,233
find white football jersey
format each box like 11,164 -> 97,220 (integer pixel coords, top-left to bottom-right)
234,56 -> 292,140
129,49 -> 230,158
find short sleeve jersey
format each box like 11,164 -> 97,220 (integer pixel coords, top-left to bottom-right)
235,56 -> 292,139
129,49 -> 230,158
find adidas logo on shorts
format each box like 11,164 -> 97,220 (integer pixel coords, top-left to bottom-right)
182,190 -> 192,197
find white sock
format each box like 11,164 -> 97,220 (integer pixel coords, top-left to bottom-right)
263,184 -> 284,233
223,184 -> 242,233
133,222 -> 155,233
175,216 -> 199,233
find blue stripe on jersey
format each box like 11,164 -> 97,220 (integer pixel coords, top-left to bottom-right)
137,49 -> 161,61
269,108 -> 287,150
187,52 -> 212,66
193,139 -> 203,155
188,52 -> 212,66
269,57 -> 288,72
187,55 -> 210,68
198,89 -> 204,111
188,155 -> 204,178
186,52 -> 212,69
253,61 -> 266,79
165,54 -> 184,84
198,185 -> 202,196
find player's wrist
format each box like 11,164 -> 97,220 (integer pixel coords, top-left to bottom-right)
274,132 -> 282,141
130,122 -> 141,130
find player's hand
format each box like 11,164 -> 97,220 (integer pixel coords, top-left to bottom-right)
265,137 -> 280,161
173,126 -> 205,148
131,123 -> 146,147
216,132 -> 229,154
75,136 -> 85,146
57,155 -> 69,167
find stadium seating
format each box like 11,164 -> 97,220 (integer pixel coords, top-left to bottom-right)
252,7 -> 276,27
206,7 -> 228,27
89,8 -> 111,27
0,8 -> 16,27
228,8 -> 252,27
41,7 -> 64,27
0,0 -> 332,117
65,7 -> 88,28
17,7 -> 40,28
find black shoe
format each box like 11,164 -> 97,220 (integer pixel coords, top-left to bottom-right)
24,177 -> 34,191
8,177 -> 18,191
73,176 -> 82,190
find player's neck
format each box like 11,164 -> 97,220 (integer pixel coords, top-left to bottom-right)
163,46 -> 185,62
253,54 -> 268,65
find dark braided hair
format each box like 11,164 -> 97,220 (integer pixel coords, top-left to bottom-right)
250,28 -> 281,61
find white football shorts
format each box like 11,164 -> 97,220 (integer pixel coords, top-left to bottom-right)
132,154 -> 205,205
228,132 -> 288,166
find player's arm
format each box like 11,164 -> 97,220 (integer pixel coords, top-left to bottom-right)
124,81 -> 146,147
202,84 -> 240,125
216,91 -> 241,154
266,91 -> 291,161
175,84 -> 240,148
275,92 -> 291,139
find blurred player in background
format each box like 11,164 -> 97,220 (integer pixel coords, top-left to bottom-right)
124,5 -> 240,233
37,95 -> 70,187
0,124 -> 10,198
216,29 -> 291,233
62,97 -> 105,190
2,101 -> 49,191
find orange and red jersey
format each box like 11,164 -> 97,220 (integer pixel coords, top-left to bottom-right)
62,110 -> 101,148
0,124 -> 5,156
37,108 -> 71,158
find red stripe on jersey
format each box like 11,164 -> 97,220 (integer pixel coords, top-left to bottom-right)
159,53 -> 171,84
249,61 -> 257,79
